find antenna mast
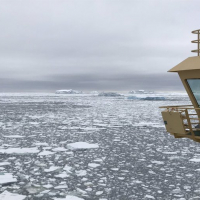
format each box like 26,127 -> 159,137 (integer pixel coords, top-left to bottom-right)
191,29 -> 200,56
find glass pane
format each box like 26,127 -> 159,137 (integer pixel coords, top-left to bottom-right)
187,79 -> 200,106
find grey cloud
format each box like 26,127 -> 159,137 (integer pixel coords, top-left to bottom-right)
0,0 -> 199,92
0,73 -> 183,92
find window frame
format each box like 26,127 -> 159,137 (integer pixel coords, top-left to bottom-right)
186,78 -> 200,107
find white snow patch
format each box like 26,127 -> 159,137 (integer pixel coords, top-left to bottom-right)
0,162 -> 10,166
0,191 -> 26,200
76,170 -> 87,177
52,147 -> 67,152
132,122 -> 164,128
63,165 -> 73,173
55,185 -> 68,189
88,163 -> 100,168
44,166 -> 60,172
162,152 -> 177,155
35,142 -> 49,146
190,158 -> 200,162
111,168 -> 119,171
54,195 -> 84,200
0,173 -> 17,185
77,188 -> 87,195
96,191 -> 103,195
67,142 -> 99,150
38,151 -> 55,156
2,135 -> 25,138
0,147 -> 39,154
55,172 -> 70,178
145,194 -> 155,199
151,161 -> 164,165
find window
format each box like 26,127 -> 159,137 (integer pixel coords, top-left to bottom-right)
187,79 -> 200,106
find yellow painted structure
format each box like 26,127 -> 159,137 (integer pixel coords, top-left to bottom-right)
160,29 -> 200,143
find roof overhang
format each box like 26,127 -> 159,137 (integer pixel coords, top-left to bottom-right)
169,56 -> 200,72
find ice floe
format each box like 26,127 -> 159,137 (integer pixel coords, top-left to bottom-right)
38,150 -> 55,156
189,158 -> 200,162
52,147 -> 67,152
63,165 -> 73,173
0,173 -> 17,185
76,170 -> 87,177
44,166 -> 60,172
2,135 -> 25,138
0,161 -> 10,166
67,142 -> 99,150
88,163 -> 100,168
54,195 -> 84,200
0,147 -> 39,154
0,191 -> 26,200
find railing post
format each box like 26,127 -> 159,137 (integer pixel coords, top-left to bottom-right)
185,109 -> 195,138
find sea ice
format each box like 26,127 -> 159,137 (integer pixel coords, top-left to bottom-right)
67,142 -> 99,150
190,158 -> 200,162
88,163 -> 100,168
2,135 -> 25,138
55,185 -> 68,189
0,173 -> 17,185
35,142 -> 49,146
151,161 -> 164,165
44,166 -> 60,172
76,170 -> 87,177
63,165 -> 73,173
52,147 -> 67,152
0,162 -> 10,166
96,191 -> 103,195
0,191 -> 26,200
54,195 -> 84,200
144,194 -> 155,199
25,185 -> 44,194
0,147 -> 39,154
55,172 -> 70,178
38,150 -> 55,156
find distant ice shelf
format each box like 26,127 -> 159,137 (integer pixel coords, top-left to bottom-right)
129,90 -> 154,94
98,92 -> 122,97
55,89 -> 82,94
127,96 -> 166,101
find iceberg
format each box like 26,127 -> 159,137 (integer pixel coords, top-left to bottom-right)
55,89 -> 82,94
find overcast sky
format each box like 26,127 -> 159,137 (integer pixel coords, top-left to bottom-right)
0,0 -> 200,92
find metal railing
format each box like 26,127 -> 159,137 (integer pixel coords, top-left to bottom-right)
191,29 -> 200,56
160,105 -> 200,138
